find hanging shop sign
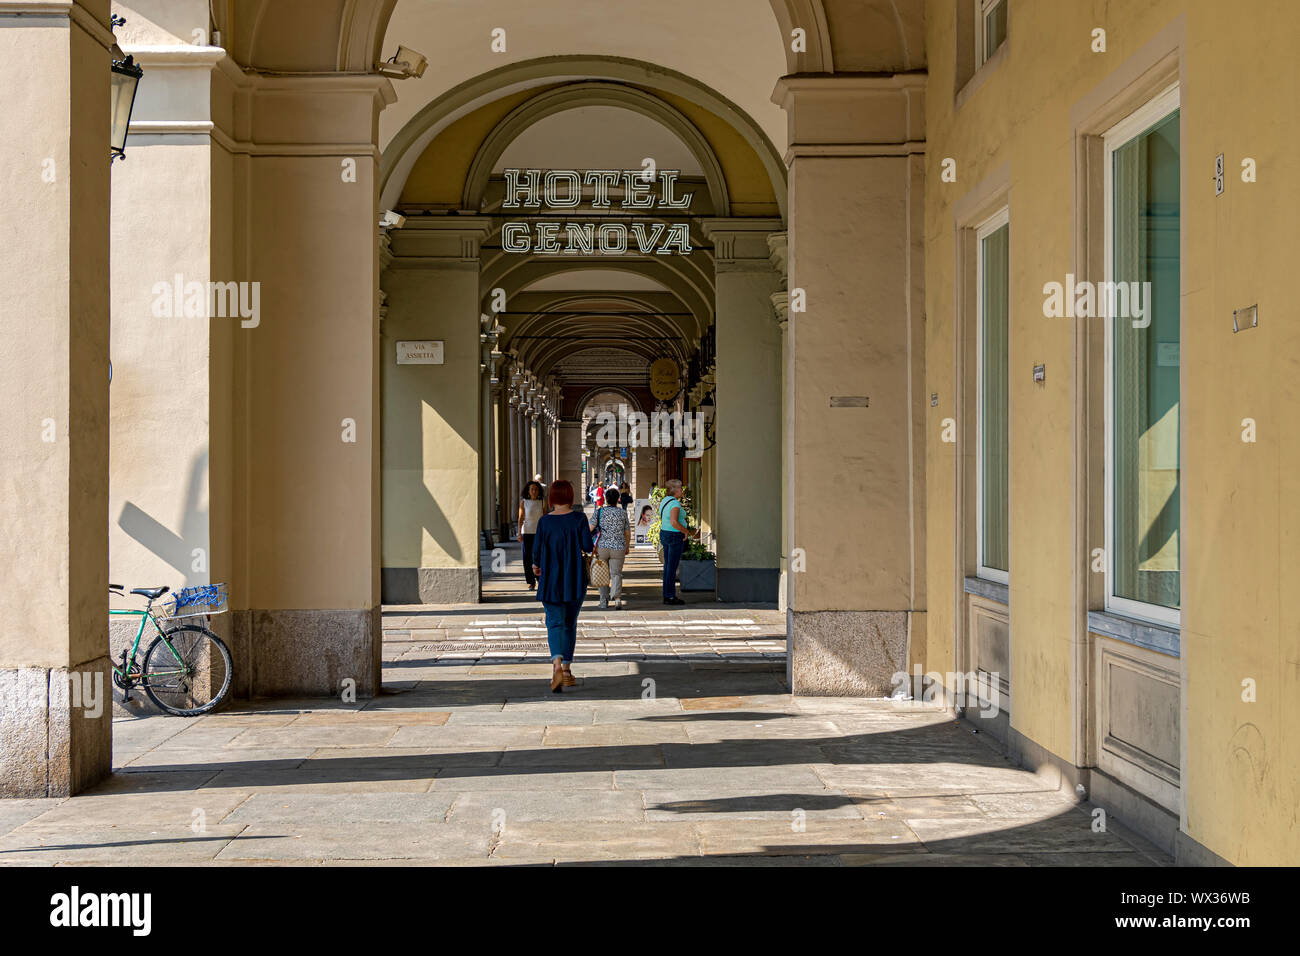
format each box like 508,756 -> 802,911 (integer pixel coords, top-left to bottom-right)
500,168 -> 693,255
649,358 -> 680,400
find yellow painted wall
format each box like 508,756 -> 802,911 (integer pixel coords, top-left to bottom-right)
925,0 -> 1300,865
381,266 -> 484,572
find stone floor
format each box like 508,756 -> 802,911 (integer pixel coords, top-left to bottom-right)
0,543 -> 1171,866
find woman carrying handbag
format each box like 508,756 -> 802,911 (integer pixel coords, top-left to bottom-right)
531,480 -> 594,692
589,487 -> 631,609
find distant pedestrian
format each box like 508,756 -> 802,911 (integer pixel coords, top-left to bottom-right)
590,487 -> 631,609
619,482 -> 633,510
658,478 -> 696,605
532,480 -> 594,692
517,480 -> 546,589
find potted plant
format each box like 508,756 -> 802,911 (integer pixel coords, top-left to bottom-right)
679,538 -> 716,591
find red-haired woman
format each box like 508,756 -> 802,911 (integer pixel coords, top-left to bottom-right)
531,479 -> 594,692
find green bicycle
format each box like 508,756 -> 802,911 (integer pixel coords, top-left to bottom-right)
109,583 -> 233,716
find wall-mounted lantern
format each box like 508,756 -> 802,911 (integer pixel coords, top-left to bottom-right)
109,15 -> 143,163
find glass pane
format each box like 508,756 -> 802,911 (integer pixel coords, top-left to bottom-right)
981,222 -> 1009,573
984,0 -> 1008,59
1112,110 -> 1180,609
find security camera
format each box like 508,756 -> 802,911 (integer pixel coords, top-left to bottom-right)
377,46 -> 428,79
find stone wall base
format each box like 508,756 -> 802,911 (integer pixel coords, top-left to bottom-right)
382,566 -> 479,604
0,661 -> 112,797
716,567 -> 779,603
228,607 -> 382,699
978,717 -> 1194,863
789,609 -> 909,696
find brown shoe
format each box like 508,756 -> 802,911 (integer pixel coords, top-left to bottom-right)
550,658 -> 564,693
561,666 -> 577,687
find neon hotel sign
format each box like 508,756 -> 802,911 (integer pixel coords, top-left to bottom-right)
500,168 -> 693,255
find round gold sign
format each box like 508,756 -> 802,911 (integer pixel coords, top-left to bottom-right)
649,358 -> 680,400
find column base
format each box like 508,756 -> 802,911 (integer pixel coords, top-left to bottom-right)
229,607 -> 382,699
789,609 -> 909,696
0,662 -> 112,797
382,567 -> 479,604
716,567 -> 780,603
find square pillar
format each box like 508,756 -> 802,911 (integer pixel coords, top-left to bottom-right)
0,0 -> 113,795
774,75 -> 927,695
232,75 -> 394,695
381,218 -> 491,604
702,219 -> 785,602
107,10 -> 229,702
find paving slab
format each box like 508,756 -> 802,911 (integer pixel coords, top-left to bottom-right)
215,823 -> 490,862
18,789 -> 252,827
0,799 -> 63,837
222,792 -> 457,825
197,768 -> 435,794
448,789 -> 647,825
643,789 -> 866,822
490,821 -> 701,863
695,818 -> 921,855
0,826 -> 246,865
431,768 -> 615,791
614,765 -> 828,792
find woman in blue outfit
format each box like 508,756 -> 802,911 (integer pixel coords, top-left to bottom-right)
530,479 -> 593,692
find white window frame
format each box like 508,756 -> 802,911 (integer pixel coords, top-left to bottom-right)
976,206 -> 1010,585
976,0 -> 1007,68
1102,82 -> 1181,627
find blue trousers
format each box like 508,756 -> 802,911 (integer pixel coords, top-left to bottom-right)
661,530 -> 685,600
543,600 -> 582,661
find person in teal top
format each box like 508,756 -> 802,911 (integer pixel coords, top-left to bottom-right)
531,479 -> 593,692
658,478 -> 697,605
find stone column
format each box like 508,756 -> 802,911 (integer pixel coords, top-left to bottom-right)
769,233 -> 791,613
382,218 -> 491,604
505,402 -> 519,525
0,0 -> 112,795
494,385 -> 509,535
701,219 -> 785,602
480,368 -> 494,546
557,421 -> 584,493
228,73 -> 394,696
773,75 -> 927,695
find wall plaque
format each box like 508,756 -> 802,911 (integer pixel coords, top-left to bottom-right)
397,341 -> 444,365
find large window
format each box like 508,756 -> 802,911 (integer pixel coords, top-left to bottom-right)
977,209 -> 1010,582
1104,87 -> 1180,624
977,0 -> 1008,67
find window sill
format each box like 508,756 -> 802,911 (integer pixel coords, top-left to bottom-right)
955,41 -> 1007,112
964,576 -> 1009,605
1088,610 -> 1180,658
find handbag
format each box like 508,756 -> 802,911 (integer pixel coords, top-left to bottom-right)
590,554 -> 610,588
588,506 -> 611,587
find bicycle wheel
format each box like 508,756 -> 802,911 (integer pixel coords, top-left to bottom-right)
142,624 -> 233,716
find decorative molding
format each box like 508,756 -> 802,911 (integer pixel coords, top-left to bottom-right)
123,44 -> 226,67
700,218 -> 785,269
770,290 -> 789,330
0,1 -> 117,52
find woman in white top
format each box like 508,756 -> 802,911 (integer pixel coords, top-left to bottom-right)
589,486 -> 632,609
518,481 -> 546,589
